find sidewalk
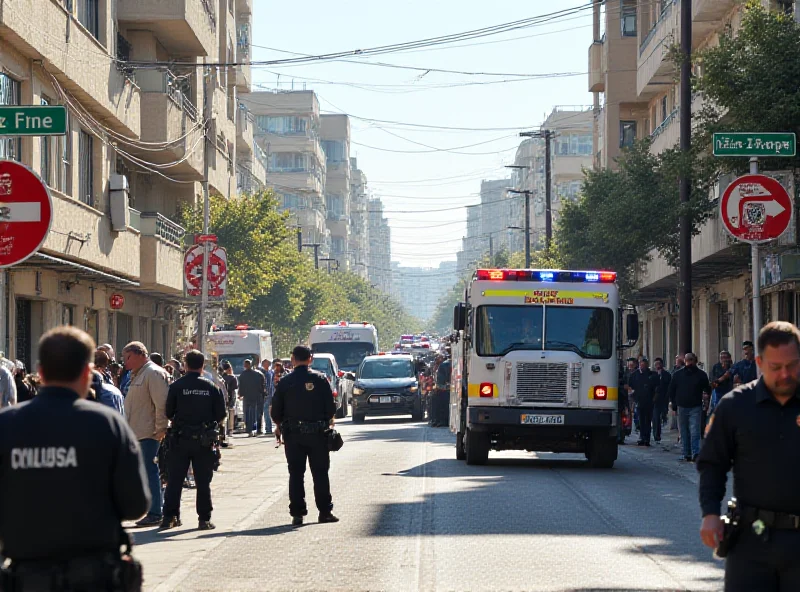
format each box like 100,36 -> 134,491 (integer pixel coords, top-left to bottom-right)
619,419 -> 701,485
125,433 -> 290,591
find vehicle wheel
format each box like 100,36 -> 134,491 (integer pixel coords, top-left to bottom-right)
456,431 -> 466,460
465,427 -> 489,465
586,434 -> 617,469
353,413 -> 365,424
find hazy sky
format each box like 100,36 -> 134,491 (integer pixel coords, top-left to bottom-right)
251,1 -> 594,268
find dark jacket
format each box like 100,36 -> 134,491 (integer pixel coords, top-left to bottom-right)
628,368 -> 660,408
166,372 -> 227,427
0,387 -> 150,561
667,365 -> 711,409
731,358 -> 757,385
271,365 -> 335,425
711,362 -> 734,396
237,368 -> 266,405
654,369 -> 672,408
222,373 -> 238,409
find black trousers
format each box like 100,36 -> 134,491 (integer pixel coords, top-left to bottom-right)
284,432 -> 332,517
726,527 -> 800,591
652,404 -> 665,441
638,404 -> 654,443
162,439 -> 215,521
433,389 -> 449,424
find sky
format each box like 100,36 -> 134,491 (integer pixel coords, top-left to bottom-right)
251,0 -> 595,269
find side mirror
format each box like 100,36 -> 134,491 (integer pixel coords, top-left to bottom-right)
453,302 -> 467,331
626,312 -> 640,343
345,372 -> 356,381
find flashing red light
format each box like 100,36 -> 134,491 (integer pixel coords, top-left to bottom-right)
600,272 -> 617,283
593,386 -> 608,400
422,343 -> 430,349
235,324 -> 249,330
337,370 -> 344,378
339,321 -> 348,326
479,382 -> 494,398
318,320 -> 328,325
488,270 -> 504,280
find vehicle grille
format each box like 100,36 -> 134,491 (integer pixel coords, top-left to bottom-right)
516,363 -> 568,404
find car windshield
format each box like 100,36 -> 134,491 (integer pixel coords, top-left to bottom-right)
359,359 -> 415,379
217,354 -> 259,375
310,358 -> 334,377
312,342 -> 375,371
475,305 -> 613,359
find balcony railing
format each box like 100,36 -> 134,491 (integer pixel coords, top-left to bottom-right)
236,165 -> 264,193
200,0 -> 217,32
139,69 -> 198,122
139,212 -> 186,245
128,208 -> 141,231
651,107 -> 679,140
237,23 -> 250,57
640,0 -> 676,56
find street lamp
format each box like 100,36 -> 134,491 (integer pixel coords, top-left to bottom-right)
507,189 -> 533,268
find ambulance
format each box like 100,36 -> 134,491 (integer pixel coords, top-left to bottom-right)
206,325 -> 274,376
450,269 -> 638,468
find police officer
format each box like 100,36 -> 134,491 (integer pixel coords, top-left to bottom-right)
271,345 -> 337,527
698,321 -> 800,589
0,326 -> 150,590
161,349 -> 227,531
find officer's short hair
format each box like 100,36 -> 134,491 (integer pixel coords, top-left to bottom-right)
38,326 -> 95,383
654,357 -> 664,364
221,361 -> 232,371
243,359 -> 252,368
185,350 -> 205,371
640,357 -> 649,364
292,346 -> 312,362
757,322 -> 800,354
94,350 -> 110,369
742,340 -> 754,348
122,341 -> 148,357
149,352 -> 164,367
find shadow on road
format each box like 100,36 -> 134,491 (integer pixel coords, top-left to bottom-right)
131,523 -> 299,546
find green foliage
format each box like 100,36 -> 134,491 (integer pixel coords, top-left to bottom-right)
181,191 -> 419,355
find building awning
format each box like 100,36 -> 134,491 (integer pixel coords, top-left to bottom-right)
15,253 -> 140,288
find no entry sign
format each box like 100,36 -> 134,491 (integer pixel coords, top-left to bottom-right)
720,174 -> 793,243
184,244 -> 228,298
0,160 -> 53,267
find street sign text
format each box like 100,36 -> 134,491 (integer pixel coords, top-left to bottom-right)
0,106 -> 67,136
713,132 -> 796,157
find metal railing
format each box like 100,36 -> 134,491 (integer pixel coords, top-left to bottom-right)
639,0 -> 676,56
139,212 -> 186,245
237,23 -> 250,57
651,107 -> 679,140
200,0 -> 217,32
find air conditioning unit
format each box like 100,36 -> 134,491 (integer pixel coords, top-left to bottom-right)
109,174 -> 130,232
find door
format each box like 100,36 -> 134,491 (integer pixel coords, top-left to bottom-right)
15,299 -> 31,371
116,313 -> 133,353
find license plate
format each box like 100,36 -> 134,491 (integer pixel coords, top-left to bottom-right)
380,396 -> 392,404
521,414 -> 565,425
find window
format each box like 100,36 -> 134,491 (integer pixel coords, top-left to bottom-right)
358,359 -> 415,379
556,180 -> 582,202
280,192 -> 306,210
270,152 -> 307,172
621,0 -> 637,37
321,140 -> 346,163
76,0 -> 99,39
661,96 -> 668,123
78,130 -> 94,206
62,305 -> 75,326
326,193 -> 345,216
40,96 -> 52,186
0,74 -> 21,161
256,116 -> 307,135
476,306 -> 543,356
331,236 -> 346,254
545,307 -> 614,359
620,120 -> 637,149
59,115 -> 72,195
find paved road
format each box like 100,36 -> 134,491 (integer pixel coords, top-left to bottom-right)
132,418 -> 724,592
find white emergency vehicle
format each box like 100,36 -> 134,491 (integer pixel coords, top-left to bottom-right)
450,269 -> 638,468
206,325 -> 274,376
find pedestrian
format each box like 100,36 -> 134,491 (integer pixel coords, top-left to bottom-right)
271,346 -> 337,526
652,357 -> 672,442
0,359 -> 17,408
628,357 -> 660,446
122,341 -> 171,527
432,355 -> 451,427
710,351 -> 735,411
149,352 -> 165,368
667,352 -> 710,462
0,327 -> 150,589
92,351 -> 125,416
260,359 -> 275,435
13,362 -> 33,404
698,321 -> 800,590
732,340 -> 758,386
161,350 -> 227,530
622,358 -> 638,432
238,359 -> 266,437
220,361 -> 238,447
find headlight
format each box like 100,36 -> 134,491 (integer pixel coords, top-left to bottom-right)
353,387 -> 364,395
409,385 -> 418,393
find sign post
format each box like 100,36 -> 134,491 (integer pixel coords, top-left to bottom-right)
717,137 -> 795,349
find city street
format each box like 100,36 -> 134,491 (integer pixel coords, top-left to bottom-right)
132,419 -> 724,592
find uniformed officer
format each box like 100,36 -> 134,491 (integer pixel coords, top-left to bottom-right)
271,345 -> 337,526
161,349 -> 227,531
698,321 -> 800,590
0,326 -> 150,590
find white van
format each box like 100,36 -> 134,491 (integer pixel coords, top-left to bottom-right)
206,326 -> 274,376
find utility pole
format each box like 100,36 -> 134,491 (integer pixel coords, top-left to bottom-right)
506,189 -> 532,267
198,63 -> 213,356
678,0 -> 693,356
296,227 -> 302,253
302,243 -> 321,269
544,130 -> 553,249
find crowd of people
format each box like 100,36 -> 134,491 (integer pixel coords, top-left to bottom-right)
621,340 -> 759,462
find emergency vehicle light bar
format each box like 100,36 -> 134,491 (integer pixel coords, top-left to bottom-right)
475,269 -> 617,283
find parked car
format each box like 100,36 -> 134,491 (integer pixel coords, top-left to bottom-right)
310,353 -> 348,419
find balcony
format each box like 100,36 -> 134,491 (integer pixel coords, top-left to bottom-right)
236,105 -> 254,155
649,107 -> 680,154
139,213 -> 186,294
693,0 -> 736,24
588,40 -> 604,93
235,21 -> 252,93
118,0 -> 216,57
236,162 -> 265,195
637,0 -> 678,97
40,191 -> 141,280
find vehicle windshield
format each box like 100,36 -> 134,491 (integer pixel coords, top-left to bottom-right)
310,358 -> 334,377
311,342 -> 375,371
475,305 -> 613,359
217,353 -> 260,375
359,359 -> 415,380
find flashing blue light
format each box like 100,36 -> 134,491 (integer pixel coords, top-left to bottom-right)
585,272 -> 600,282
539,271 -> 555,281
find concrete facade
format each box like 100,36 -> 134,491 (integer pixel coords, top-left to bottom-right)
349,158 -> 370,279
0,0 -> 254,366
392,261 -> 458,322
320,114 -> 351,270
367,198 -> 391,293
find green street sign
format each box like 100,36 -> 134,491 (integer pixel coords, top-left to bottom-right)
0,105 -> 67,136
713,132 -> 796,157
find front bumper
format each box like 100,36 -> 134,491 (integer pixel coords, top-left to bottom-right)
468,406 -> 617,430
352,393 -> 419,416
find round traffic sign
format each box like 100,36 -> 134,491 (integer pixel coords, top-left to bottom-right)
0,160 -> 53,267
183,244 -> 228,297
720,174 -> 793,243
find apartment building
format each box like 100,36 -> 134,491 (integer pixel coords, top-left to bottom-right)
320,114 -> 351,270
349,157 -> 370,278
367,198 -> 392,293
243,90 -> 330,254
392,261 -> 458,321
0,0 -> 254,367
589,0 -> 800,367
457,205 -> 484,276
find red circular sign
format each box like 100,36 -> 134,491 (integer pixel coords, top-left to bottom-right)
721,174 -> 793,243
183,244 -> 228,296
0,160 -> 53,267
109,294 -> 125,310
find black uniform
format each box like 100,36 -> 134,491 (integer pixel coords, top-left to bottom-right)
697,378 -> 800,590
0,387 -> 150,584
162,372 -> 226,523
628,368 -> 660,444
271,365 -> 336,518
